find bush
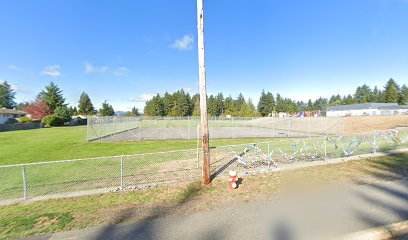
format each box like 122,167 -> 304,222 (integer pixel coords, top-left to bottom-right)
41,115 -> 65,127
18,116 -> 33,123
54,106 -> 72,122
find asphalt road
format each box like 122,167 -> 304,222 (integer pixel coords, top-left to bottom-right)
32,178 -> 408,240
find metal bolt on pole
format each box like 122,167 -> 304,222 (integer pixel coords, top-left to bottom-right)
22,165 -> 27,200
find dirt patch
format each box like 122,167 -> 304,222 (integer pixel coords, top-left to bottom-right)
343,115 -> 408,135
34,216 -> 59,230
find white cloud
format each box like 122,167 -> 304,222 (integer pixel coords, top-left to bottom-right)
170,34 -> 194,51
113,67 -> 131,77
129,93 -> 155,102
8,65 -> 22,71
84,62 -> 108,74
42,65 -> 61,77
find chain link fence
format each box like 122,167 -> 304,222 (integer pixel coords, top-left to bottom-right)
87,116 -> 345,142
2,127 -> 408,205
0,149 -> 202,205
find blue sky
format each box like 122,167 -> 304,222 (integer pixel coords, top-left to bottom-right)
1,0 -> 408,111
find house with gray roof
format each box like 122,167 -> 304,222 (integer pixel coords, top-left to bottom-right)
0,108 -> 27,124
326,103 -> 408,117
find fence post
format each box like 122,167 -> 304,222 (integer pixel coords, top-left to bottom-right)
188,116 -> 190,140
120,156 -> 124,190
272,117 -> 275,138
22,165 -> 27,200
164,117 -> 166,140
267,144 -> 271,169
232,118 -> 235,139
287,119 -> 290,138
197,124 -> 200,170
99,118 -> 102,143
139,119 -> 141,141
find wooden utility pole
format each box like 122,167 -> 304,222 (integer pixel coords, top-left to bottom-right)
197,0 -> 210,185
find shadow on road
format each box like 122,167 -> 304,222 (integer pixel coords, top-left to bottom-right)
91,181 -> 206,240
91,154 -> 408,240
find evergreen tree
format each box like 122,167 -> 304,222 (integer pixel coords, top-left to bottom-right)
54,105 -> 72,122
162,92 -> 174,116
354,84 -> 373,103
99,101 -> 115,116
224,96 -> 236,116
214,93 -> 224,116
372,86 -> 381,102
68,106 -> 78,116
343,94 -> 356,105
276,94 -> 284,112
399,85 -> 408,105
383,78 -> 400,103
258,90 -> 268,116
265,92 -> 275,114
0,81 -> 16,109
329,94 -> 342,106
296,101 -> 306,111
78,91 -> 95,115
247,98 -> 257,116
144,94 -> 164,116
238,99 -> 249,116
313,97 -> 328,110
131,106 -> 140,116
192,94 -> 200,116
39,82 -> 65,112
306,99 -> 313,111
235,93 -> 246,113
172,89 -> 191,116
207,95 -> 216,116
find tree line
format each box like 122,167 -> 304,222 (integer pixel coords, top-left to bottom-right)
144,78 -> 408,117
1,78 -> 407,121
0,81 -> 140,126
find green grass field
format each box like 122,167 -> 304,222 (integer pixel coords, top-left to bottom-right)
1,125 -> 407,203
0,126 -> 275,166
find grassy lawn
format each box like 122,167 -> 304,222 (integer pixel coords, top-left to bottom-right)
0,126 -> 276,166
1,126 -> 408,202
1,153 -> 407,239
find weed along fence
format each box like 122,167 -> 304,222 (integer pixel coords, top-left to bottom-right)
1,128 -> 408,205
87,116 -> 345,142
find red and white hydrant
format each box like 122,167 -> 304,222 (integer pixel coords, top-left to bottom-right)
228,170 -> 238,190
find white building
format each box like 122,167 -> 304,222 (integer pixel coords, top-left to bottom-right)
326,103 -> 408,117
0,108 -> 27,124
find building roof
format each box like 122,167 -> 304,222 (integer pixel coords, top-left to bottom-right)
0,108 -> 26,115
326,103 -> 398,111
